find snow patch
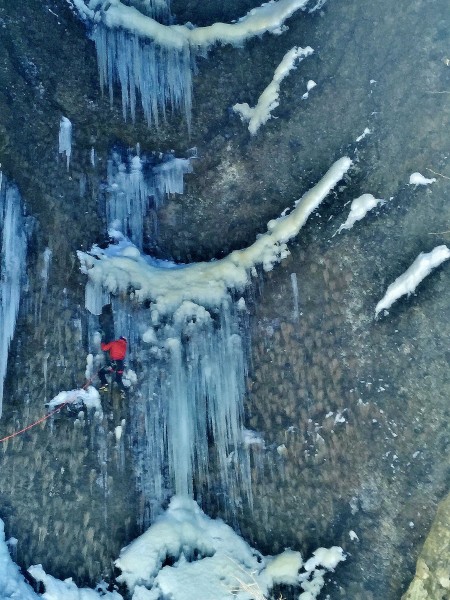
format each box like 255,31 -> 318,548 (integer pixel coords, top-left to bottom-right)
375,245 -> 450,316
409,172 -> 436,186
47,386 -> 103,416
114,496 -> 344,599
301,79 -> 317,99
233,46 -> 313,135
355,127 -> 371,142
28,564 -> 123,599
335,193 -> 385,235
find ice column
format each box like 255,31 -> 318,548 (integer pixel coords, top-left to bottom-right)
0,174 -> 27,417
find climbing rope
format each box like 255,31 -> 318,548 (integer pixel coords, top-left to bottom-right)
0,378 -> 94,444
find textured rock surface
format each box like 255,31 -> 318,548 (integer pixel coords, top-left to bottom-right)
0,0 -> 449,597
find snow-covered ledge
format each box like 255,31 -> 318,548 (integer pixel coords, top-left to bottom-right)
71,0 -> 316,50
78,157 -> 352,316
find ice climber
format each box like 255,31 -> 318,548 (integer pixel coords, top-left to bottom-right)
98,336 -> 128,397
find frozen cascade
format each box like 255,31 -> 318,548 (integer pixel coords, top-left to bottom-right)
0,174 -> 27,418
105,151 -> 192,249
80,157 -> 351,522
110,296 -> 252,526
93,24 -> 194,128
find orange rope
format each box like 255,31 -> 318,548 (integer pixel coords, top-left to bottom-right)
0,378 -> 94,444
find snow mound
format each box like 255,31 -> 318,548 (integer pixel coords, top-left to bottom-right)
113,495 -> 345,599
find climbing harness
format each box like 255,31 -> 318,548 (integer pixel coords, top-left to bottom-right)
0,378 -> 93,444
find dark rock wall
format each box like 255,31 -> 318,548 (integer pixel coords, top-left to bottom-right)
0,0 -> 449,597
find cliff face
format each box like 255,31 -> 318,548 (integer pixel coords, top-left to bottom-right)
0,0 -> 449,597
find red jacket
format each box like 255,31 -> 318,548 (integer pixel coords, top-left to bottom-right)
101,338 -> 127,360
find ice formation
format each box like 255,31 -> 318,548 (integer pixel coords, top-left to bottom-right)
335,193 -> 385,235
47,386 -> 103,416
233,46 -> 314,135
70,0 -> 321,126
58,116 -> 72,169
78,157 -> 352,315
114,496 -> 345,600
0,174 -> 27,419
375,245 -> 450,316
409,172 -> 436,186
291,271 -> 300,320
105,151 -> 192,248
40,247 -> 52,290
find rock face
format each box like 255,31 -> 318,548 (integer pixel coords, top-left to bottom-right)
402,492 -> 450,600
0,0 -> 449,597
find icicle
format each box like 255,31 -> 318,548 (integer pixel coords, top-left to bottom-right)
290,272 -> 299,321
40,247 -> 52,291
90,147 -> 96,167
0,175 -> 27,418
58,116 -> 72,169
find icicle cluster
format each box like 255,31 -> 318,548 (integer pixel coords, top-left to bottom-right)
0,174 -> 27,418
105,150 -> 192,249
93,25 -> 194,128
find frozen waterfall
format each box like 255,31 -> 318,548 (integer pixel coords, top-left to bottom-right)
0,174 -> 27,418
80,157 -> 351,524
109,296 -> 251,526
